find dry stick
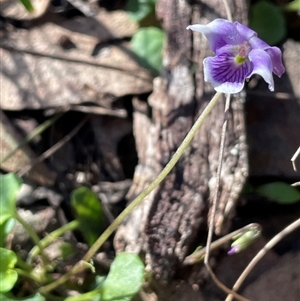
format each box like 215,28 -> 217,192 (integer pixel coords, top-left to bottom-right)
202,2 -> 248,300
0,112 -> 64,165
291,146 -> 300,172
204,95 -> 249,301
18,116 -> 89,177
291,181 -> 300,187
225,218 -> 300,301
221,0 -> 233,22
205,93 -> 230,262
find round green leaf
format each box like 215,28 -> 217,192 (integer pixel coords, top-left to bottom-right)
257,182 -> 300,204
0,248 -> 18,293
249,0 -> 286,45
101,253 -> 144,301
131,27 -> 165,73
0,173 -> 22,225
71,187 -> 105,245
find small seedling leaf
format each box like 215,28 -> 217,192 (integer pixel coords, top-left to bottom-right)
126,0 -> 156,22
0,173 -> 22,225
0,248 -> 18,293
249,0 -> 286,45
257,182 -> 300,204
101,253 -> 144,301
131,27 -> 165,73
71,187 -> 105,246
19,0 -> 34,12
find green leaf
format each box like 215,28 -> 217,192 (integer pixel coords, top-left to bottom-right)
0,248 -> 18,293
257,182 -> 300,204
0,219 -> 16,248
131,27 -> 165,73
126,0 -> 156,22
0,292 -> 45,301
101,253 -> 144,301
18,0 -> 34,12
71,187 -> 105,246
249,0 -> 286,45
0,173 -> 22,225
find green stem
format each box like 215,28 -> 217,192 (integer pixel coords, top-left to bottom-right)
38,91 -> 222,294
16,254 -> 32,272
14,213 -> 48,265
38,261 -> 89,294
28,220 -> 79,263
15,268 -> 42,284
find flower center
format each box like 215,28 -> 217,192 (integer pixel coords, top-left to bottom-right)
234,42 -> 251,65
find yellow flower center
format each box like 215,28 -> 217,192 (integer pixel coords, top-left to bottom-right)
235,55 -> 246,64
234,42 -> 251,65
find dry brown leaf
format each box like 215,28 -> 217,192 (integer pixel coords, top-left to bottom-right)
0,12 -> 153,110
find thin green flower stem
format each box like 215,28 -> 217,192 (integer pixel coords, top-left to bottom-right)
0,112 -> 64,165
14,213 -> 48,265
82,91 -> 222,262
38,261 -> 91,294
28,220 -> 80,264
183,223 -> 261,265
38,91 -> 222,295
225,218 -> 300,301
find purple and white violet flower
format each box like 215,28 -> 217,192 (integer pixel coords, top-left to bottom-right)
187,19 -> 285,94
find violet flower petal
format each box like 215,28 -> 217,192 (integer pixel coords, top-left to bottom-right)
234,21 -> 257,40
248,49 -> 274,91
203,53 -> 252,94
248,36 -> 285,76
187,19 -> 244,53
249,35 -> 270,50
187,18 -> 285,93
265,47 -> 285,77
